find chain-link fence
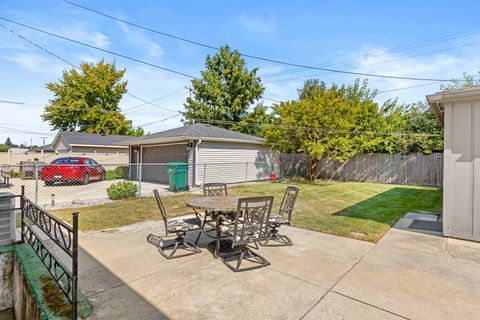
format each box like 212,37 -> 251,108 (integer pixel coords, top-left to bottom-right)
1,160 -> 301,210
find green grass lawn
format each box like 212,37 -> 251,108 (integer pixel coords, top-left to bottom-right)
52,181 -> 442,242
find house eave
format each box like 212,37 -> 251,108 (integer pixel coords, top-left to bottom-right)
426,86 -> 480,128
69,144 -> 129,149
122,136 -> 267,146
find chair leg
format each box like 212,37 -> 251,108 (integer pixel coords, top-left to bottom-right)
235,249 -> 246,271
147,233 -> 202,260
195,213 -> 209,245
259,225 -> 293,247
219,246 -> 270,272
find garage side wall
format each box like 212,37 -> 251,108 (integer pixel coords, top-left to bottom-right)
443,99 -> 480,241
195,141 -> 277,185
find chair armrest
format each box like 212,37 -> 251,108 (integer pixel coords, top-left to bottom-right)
187,205 -> 202,220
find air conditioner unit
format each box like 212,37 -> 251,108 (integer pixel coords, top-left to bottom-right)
0,193 -> 15,246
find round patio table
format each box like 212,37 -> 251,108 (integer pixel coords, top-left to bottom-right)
187,196 -> 241,212
187,196 -> 241,257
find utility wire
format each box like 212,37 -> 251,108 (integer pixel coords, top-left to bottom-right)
0,16 -> 468,83
0,99 -> 26,105
264,40 -> 480,84
0,125 -> 56,136
191,118 -> 443,137
59,0 -> 470,82
261,29 -> 480,78
0,22 -> 180,115
0,17 -> 195,79
138,114 -> 181,127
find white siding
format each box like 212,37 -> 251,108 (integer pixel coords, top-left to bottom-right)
195,141 -> 277,185
443,99 -> 480,241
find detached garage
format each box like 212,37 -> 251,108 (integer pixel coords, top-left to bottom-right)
122,123 -> 277,187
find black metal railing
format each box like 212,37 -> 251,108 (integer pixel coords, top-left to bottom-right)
0,186 -> 79,319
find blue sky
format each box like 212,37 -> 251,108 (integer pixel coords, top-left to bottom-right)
1,0 -> 480,145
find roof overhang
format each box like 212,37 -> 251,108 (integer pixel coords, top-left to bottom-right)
427,86 -> 480,128
69,144 -> 129,149
120,136 -> 266,146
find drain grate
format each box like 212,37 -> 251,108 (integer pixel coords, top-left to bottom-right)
408,219 -> 443,233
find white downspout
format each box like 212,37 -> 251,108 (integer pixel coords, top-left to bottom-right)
194,140 -> 202,187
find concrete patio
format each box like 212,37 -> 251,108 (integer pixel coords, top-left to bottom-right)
78,218 -> 480,320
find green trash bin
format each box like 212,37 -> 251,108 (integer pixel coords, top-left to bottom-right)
167,162 -> 189,192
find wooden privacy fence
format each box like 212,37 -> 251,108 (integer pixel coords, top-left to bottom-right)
280,153 -> 444,187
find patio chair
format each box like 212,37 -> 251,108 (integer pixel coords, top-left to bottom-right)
194,182 -> 230,244
147,189 -> 202,259
203,182 -> 228,196
215,196 -> 274,272
261,186 -> 299,246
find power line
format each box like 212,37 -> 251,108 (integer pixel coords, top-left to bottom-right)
138,114 -> 181,127
0,22 -> 180,116
0,17 -> 196,79
264,40 -> 480,84
261,29 -> 480,78
123,90 -> 185,113
192,118 -> 442,137
0,18 -> 282,107
377,82 -> 443,94
0,99 -> 26,105
58,0 -> 470,82
0,125 -> 55,136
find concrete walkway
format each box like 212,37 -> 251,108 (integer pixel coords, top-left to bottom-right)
78,219 -> 480,320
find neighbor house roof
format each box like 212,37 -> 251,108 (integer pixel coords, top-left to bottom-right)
427,86 -> 480,127
121,123 -> 265,146
52,131 -> 138,150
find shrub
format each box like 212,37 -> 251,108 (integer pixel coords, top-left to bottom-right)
106,166 -> 128,180
107,181 -> 138,200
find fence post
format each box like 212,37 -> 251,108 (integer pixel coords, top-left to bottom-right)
137,163 -> 142,197
20,185 -> 25,244
245,162 -> 248,182
34,163 -> 39,205
71,212 -> 79,320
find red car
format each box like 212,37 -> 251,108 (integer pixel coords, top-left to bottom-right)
41,157 -> 106,185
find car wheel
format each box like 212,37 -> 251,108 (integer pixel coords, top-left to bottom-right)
82,173 -> 89,185
101,173 -> 106,181
44,180 -> 53,186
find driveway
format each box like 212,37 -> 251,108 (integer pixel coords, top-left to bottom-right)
2,178 -> 169,209
77,217 -> 480,319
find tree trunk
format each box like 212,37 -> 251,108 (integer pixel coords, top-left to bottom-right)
309,159 -> 319,181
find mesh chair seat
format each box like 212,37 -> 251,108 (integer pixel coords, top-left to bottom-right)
269,215 -> 289,225
220,224 -> 261,243
166,217 -> 201,233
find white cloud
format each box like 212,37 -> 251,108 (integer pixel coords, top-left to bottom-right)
2,53 -> 65,75
348,44 -> 480,104
57,24 -> 111,49
116,22 -> 164,59
237,14 -> 275,36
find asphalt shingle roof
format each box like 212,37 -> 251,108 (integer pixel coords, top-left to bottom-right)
129,123 -> 264,144
57,131 -> 138,148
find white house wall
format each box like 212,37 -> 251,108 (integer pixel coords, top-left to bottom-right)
443,99 -> 480,241
195,141 -> 277,185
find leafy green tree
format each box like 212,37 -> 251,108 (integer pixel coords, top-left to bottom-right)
42,60 -> 144,136
231,105 -> 273,138
441,71 -> 480,91
373,100 -> 443,154
182,45 -> 264,130
266,79 -> 382,180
